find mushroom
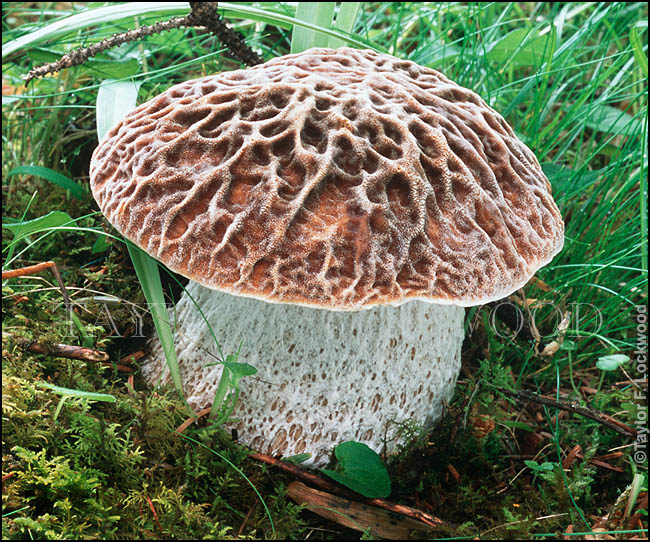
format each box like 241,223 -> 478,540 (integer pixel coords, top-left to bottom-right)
90,48 -> 564,466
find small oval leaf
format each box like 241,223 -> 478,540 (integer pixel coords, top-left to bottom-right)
596,354 -> 630,371
322,441 -> 391,498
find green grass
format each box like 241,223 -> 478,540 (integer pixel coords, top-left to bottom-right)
2,2 -> 648,540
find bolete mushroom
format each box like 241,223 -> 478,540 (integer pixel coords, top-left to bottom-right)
90,48 -> 564,466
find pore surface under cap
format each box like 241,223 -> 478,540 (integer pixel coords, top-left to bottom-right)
90,47 -> 564,309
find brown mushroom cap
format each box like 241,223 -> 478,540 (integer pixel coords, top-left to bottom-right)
90,47 -> 564,309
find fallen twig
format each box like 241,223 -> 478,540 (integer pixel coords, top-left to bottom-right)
3,261 -> 72,315
120,350 -> 145,364
145,494 -> 164,536
287,481 -> 437,539
27,342 -> 134,372
248,451 -> 445,529
498,388 -> 637,438
28,342 -> 108,362
237,502 -> 257,537
24,2 -> 262,85
175,407 -> 212,434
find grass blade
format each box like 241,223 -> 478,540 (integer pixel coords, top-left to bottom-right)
127,242 -> 185,402
38,382 -> 116,402
96,80 -> 142,141
2,2 -> 189,58
6,166 -> 85,200
629,22 -> 648,77
328,3 -> 361,49
95,78 -> 186,404
3,210 -> 74,242
3,2 -> 376,61
291,3 -> 336,54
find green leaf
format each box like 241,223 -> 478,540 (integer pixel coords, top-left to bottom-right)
283,453 -> 312,465
596,354 -> 630,371
3,210 -> 75,241
560,339 -> 578,351
501,420 -> 534,432
291,3 -> 336,54
322,441 -> 391,498
577,104 -> 645,137
27,48 -> 137,78
91,233 -> 111,254
486,28 -> 553,69
222,360 -> 257,387
26,47 -> 61,63
524,460 -> 555,472
96,79 -> 142,141
2,2 -> 190,59
6,166 -> 85,200
38,382 -> 116,402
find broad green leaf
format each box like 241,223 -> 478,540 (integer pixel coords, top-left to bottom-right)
322,441 -> 391,498
96,79 -> 142,141
577,104 -> 645,137
291,3 -> 336,54
26,48 -> 137,77
560,339 -> 578,351
39,382 -> 116,402
26,47 -> 61,63
7,166 -> 85,200
596,354 -> 630,371
92,233 -> 111,254
486,28 -> 553,69
3,210 -> 75,241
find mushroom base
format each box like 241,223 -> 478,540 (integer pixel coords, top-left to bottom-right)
145,282 -> 465,466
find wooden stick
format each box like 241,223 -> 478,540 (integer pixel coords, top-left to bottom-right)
175,407 -> 212,434
498,388 -> 637,438
26,342 -> 134,372
28,342 -> 108,362
101,362 -> 134,373
237,502 -> 257,537
288,481 -> 437,539
23,2 -> 262,85
3,261 -> 72,314
248,451 -> 445,528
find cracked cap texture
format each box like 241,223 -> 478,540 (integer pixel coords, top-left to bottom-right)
90,47 -> 564,309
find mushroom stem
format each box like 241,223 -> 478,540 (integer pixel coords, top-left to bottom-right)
145,281 -> 465,466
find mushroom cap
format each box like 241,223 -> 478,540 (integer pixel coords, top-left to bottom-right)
90,47 -> 564,310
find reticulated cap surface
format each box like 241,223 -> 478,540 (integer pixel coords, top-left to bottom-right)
90,47 -> 564,310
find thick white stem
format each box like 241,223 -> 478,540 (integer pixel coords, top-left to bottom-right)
145,281 -> 465,466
